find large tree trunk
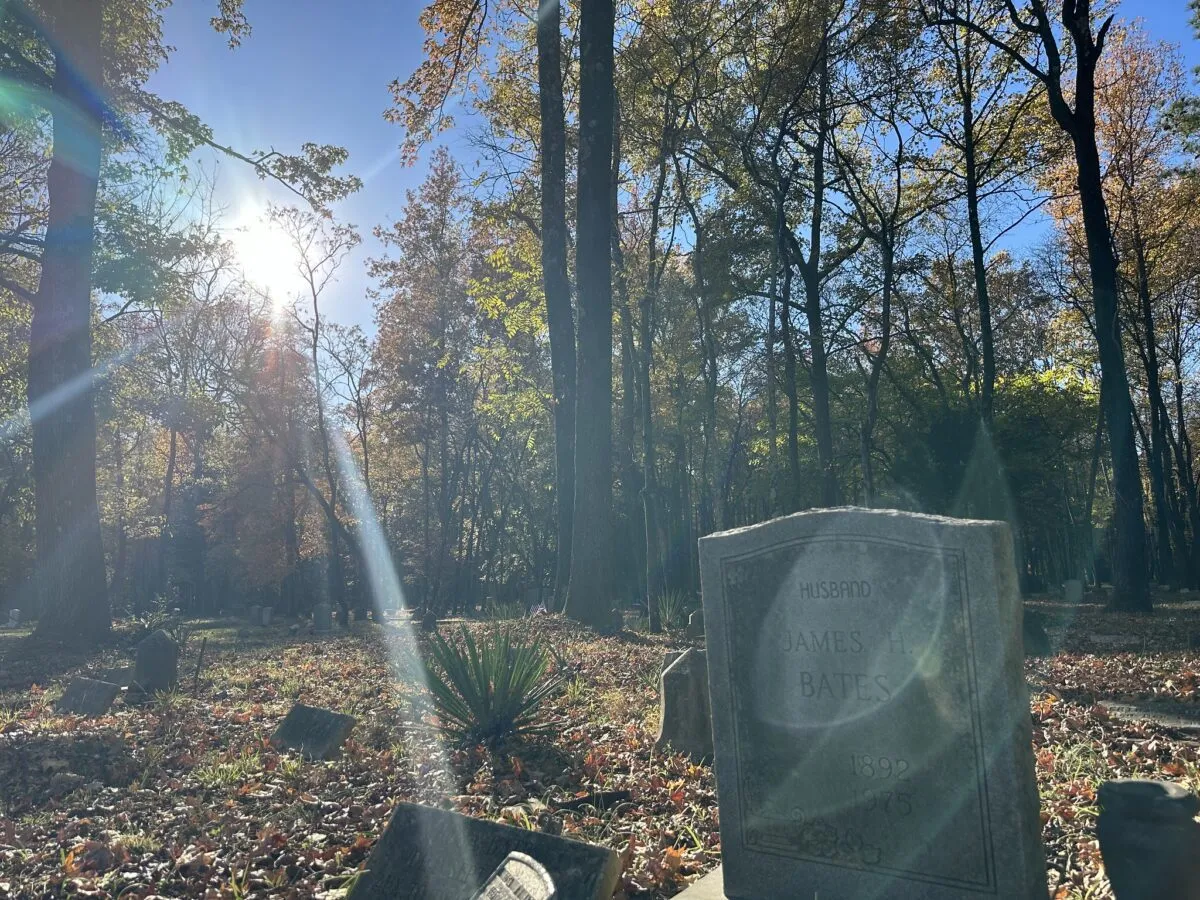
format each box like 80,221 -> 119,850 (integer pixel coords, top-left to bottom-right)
1071,84 -> 1150,612
537,0 -> 576,609
565,0 -> 616,629
30,0 -> 110,645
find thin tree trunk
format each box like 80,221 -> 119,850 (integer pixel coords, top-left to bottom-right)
537,0 -> 576,609
861,237 -> 894,506
30,0 -> 110,644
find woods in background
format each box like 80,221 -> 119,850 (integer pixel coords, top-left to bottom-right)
4,0 -> 1200,642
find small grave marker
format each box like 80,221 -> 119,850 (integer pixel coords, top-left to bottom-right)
270,703 -> 356,760
699,508 -> 1046,899
134,630 -> 179,694
654,648 -> 713,762
348,802 -> 620,900
56,677 -> 121,716
686,609 -> 705,639
313,601 -> 332,633
6,608 -> 19,627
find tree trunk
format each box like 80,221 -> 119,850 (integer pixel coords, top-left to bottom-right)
565,0 -> 616,629
537,0 -> 576,610
861,237 -> 894,506
962,102 -> 995,424
1071,94 -> 1150,611
30,0 -> 110,644
799,46 -> 838,507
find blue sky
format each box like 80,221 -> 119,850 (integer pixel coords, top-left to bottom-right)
146,0 -> 1200,332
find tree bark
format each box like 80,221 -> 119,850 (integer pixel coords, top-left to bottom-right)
30,0 -> 110,644
1070,62 -> 1150,611
565,0 -> 616,629
537,0 -> 576,610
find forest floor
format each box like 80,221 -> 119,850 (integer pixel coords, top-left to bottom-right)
2,598 -> 1200,898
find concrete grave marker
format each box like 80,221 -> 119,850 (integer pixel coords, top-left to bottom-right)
473,852 -> 557,900
270,703 -> 355,760
313,601 -> 332,633
654,648 -> 713,762
134,630 -> 179,694
699,508 -> 1046,899
349,802 -> 619,900
56,677 -> 121,716
6,608 -> 19,627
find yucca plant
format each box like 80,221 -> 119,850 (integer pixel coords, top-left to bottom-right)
425,627 -> 565,744
655,589 -> 689,631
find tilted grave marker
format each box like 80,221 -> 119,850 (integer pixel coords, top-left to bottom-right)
56,677 -> 121,716
348,802 -> 619,900
270,703 -> 356,760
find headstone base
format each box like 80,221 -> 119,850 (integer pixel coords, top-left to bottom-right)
675,867 -> 724,899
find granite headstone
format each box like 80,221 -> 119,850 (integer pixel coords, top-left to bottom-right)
348,802 -> 620,900
699,508 -> 1046,899
134,630 -> 179,694
270,703 -> 356,759
56,677 -> 121,715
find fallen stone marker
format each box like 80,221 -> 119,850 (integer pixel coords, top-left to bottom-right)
56,677 -> 121,715
270,703 -> 356,760
348,802 -> 620,900
473,852 -> 556,900
1101,701 -> 1200,737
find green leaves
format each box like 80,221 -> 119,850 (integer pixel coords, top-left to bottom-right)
425,626 -> 565,744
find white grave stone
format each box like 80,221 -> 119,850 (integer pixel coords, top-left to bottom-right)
698,508 -> 1046,899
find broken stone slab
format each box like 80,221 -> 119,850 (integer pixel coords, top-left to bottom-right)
654,648 -> 713,762
134,630 -> 179,694
270,703 -> 356,760
1091,633 -> 1144,651
348,802 -> 620,900
56,677 -> 121,716
473,852 -> 556,900
1101,701 -> 1200,737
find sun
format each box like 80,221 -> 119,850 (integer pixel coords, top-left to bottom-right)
229,208 -> 305,310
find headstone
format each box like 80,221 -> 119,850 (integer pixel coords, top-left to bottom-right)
686,609 -> 705,639
56,677 -> 121,716
654,648 -> 713,762
348,802 -> 620,900
699,508 -> 1046,899
1064,579 -> 1084,604
248,604 -> 261,624
134,630 -> 179,694
261,606 -> 274,626
7,608 -> 19,627
270,703 -> 356,760
1023,610 -> 1052,657
473,852 -> 557,900
1098,779 -> 1200,900
313,601 -> 332,633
